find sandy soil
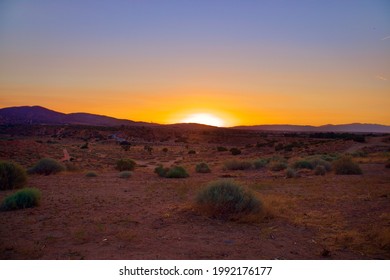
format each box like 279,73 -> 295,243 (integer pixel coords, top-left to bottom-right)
0,127 -> 389,259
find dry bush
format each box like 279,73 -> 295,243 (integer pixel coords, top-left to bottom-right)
196,179 -> 263,221
116,159 -> 136,171
333,157 -> 362,175
28,158 -> 65,175
195,162 -> 211,173
224,160 -> 252,171
0,161 -> 27,190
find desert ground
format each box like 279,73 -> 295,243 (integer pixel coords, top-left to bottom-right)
0,124 -> 389,259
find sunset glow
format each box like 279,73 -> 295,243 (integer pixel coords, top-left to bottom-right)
180,113 -> 224,127
0,1 -> 389,126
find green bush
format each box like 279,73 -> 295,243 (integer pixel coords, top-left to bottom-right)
85,171 -> 98,177
224,160 -> 252,171
196,180 -> 262,219
253,158 -> 269,169
0,161 -> 27,191
230,148 -> 241,155
155,165 -> 189,178
1,188 -> 41,211
333,157 -> 362,175
119,171 -> 132,179
28,158 -> 65,175
166,166 -> 189,178
155,165 -> 169,177
195,162 -> 211,173
217,146 -> 228,152
269,161 -> 287,171
314,165 -> 327,176
292,160 -> 313,170
116,159 -> 136,171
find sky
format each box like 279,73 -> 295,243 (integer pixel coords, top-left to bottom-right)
0,0 -> 389,126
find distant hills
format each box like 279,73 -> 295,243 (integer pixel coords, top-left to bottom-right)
0,105 -> 389,133
0,106 -> 150,127
233,124 -> 390,133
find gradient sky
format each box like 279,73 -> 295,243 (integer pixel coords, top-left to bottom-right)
0,0 -> 389,126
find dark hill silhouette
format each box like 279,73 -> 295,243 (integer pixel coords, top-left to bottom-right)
0,106 -> 151,126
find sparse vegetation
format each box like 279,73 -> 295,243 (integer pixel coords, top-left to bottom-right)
0,161 -> 27,191
119,171 -> 132,179
115,159 -> 136,171
253,158 -> 269,169
188,150 -> 196,155
269,160 -> 287,171
1,188 -> 41,211
196,179 -> 262,220
80,142 -> 89,149
224,160 -> 252,170
195,162 -> 211,173
28,158 -> 65,175
333,156 -> 362,175
217,146 -> 228,152
155,165 -> 189,178
85,171 -> 98,177
162,148 -> 168,153
230,147 -> 241,155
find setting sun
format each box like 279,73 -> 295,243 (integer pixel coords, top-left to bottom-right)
181,113 -> 224,127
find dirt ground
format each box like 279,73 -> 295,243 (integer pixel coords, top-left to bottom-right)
0,125 -> 389,259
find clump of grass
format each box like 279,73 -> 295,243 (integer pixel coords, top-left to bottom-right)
0,161 -> 27,191
230,147 -> 241,155
253,158 -> 269,169
155,165 -> 169,177
223,160 -> 252,171
286,168 -> 298,178
115,159 -> 136,171
292,160 -> 313,170
154,165 -> 189,178
217,146 -> 228,152
196,179 -> 263,220
1,188 -> 41,211
188,150 -> 196,155
166,166 -> 189,178
291,156 -> 331,172
162,148 -> 168,153
385,159 -> 390,169
269,160 -> 287,171
119,171 -> 132,179
314,165 -> 327,176
28,158 -> 65,175
85,171 -> 98,177
195,162 -> 211,173
332,156 -> 362,175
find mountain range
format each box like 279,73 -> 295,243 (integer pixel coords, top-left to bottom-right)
0,106 -> 389,133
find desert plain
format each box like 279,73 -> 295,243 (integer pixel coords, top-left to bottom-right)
0,124 -> 389,260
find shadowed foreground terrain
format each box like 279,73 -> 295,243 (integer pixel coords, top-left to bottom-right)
0,125 -> 389,259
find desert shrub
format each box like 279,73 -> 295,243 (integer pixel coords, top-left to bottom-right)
119,171 -> 132,179
224,160 -> 252,171
386,159 -> 390,169
314,165 -> 327,176
0,161 -> 27,191
64,162 -> 80,172
333,157 -> 362,175
195,162 -> 211,173
286,168 -> 298,178
196,179 -> 262,220
115,159 -> 136,171
162,148 -> 168,153
253,158 -> 269,169
1,188 -> 41,211
274,143 -> 284,151
144,145 -> 153,154
269,160 -> 287,171
155,165 -> 169,177
80,142 -> 88,149
166,166 -> 189,178
188,150 -> 196,155
85,171 -> 98,177
28,158 -> 65,175
308,157 -> 332,171
230,148 -> 241,155
217,146 -> 228,152
155,165 -> 189,178
292,160 -> 313,170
